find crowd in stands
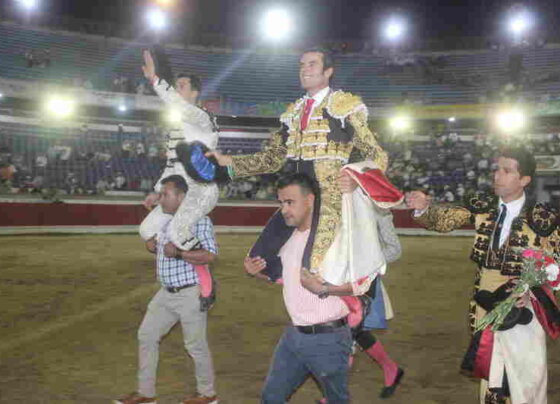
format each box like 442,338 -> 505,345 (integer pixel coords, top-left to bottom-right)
24,48 -> 51,68
2,119 -> 559,203
0,123 -> 279,201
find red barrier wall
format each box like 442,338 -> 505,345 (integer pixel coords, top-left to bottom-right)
0,201 -> 465,229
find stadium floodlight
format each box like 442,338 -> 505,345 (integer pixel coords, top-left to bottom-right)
508,10 -> 533,36
495,108 -> 526,133
118,104 -> 127,112
166,108 -> 182,124
389,115 -> 411,132
383,16 -> 407,42
45,96 -> 76,119
261,9 -> 293,41
147,8 -> 167,31
155,0 -> 173,7
18,0 -> 38,11
448,116 -> 456,123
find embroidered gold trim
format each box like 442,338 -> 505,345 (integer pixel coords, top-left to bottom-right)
311,159 -> 344,272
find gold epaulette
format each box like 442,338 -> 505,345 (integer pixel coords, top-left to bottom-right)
280,99 -> 303,126
528,203 -> 559,237
326,90 -> 367,120
464,192 -> 498,214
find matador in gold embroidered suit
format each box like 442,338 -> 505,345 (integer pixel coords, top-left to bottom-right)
232,87 -> 387,276
410,148 -> 560,404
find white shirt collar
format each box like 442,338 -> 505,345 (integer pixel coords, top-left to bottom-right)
496,193 -> 525,247
498,193 -> 525,216
306,87 -> 330,106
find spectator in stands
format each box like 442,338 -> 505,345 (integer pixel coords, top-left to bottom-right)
147,143 -> 159,161
136,142 -> 146,157
255,185 -> 268,200
65,172 -> 78,195
136,79 -> 147,95
35,154 -> 48,168
0,162 -> 15,192
115,172 -> 127,190
107,176 -> 116,190
140,177 -> 152,192
30,175 -> 44,193
44,49 -> 51,67
94,150 -> 112,162
24,49 -> 34,68
112,76 -> 121,92
122,139 -> 133,158
96,177 -> 109,195
59,144 -> 72,161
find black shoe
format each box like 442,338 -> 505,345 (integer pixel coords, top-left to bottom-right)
380,368 -> 404,399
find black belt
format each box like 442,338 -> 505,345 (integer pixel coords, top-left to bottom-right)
165,283 -> 196,293
295,318 -> 347,334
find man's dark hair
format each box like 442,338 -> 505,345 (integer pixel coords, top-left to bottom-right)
176,73 -> 202,93
302,47 -> 335,72
160,175 -> 189,194
498,147 -> 536,179
276,173 -> 319,197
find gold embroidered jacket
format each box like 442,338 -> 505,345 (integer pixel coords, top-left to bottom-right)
415,193 -> 560,331
231,90 -> 388,271
416,193 -> 560,276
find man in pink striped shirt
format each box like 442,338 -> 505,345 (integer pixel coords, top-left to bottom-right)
245,173 -> 357,403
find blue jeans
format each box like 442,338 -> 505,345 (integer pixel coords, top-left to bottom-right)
261,325 -> 352,404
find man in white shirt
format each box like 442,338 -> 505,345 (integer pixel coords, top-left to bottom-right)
138,50 -> 220,307
139,50 -> 220,252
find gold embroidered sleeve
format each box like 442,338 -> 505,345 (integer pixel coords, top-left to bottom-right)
230,130 -> 287,178
414,205 -> 473,233
347,111 -> 388,172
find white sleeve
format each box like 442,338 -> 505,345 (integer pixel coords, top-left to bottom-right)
152,77 -> 215,134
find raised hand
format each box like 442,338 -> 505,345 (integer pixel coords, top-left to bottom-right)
337,171 -> 358,194
205,150 -> 233,167
405,190 -> 431,211
142,49 -> 156,81
142,192 -> 160,210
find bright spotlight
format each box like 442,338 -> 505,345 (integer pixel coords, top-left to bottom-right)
389,116 -> 411,132
166,109 -> 182,124
155,0 -> 173,7
261,9 -> 293,41
496,109 -> 526,133
45,96 -> 76,119
118,104 -> 127,112
448,116 -> 456,123
508,10 -> 533,36
384,17 -> 406,42
0,93 -> 3,98
18,0 -> 37,10
147,8 -> 167,31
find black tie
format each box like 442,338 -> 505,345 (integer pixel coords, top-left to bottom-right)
492,204 -> 507,251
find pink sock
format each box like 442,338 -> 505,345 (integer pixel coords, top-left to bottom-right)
340,296 -> 363,328
348,353 -> 355,368
195,265 -> 213,298
365,341 -> 399,386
